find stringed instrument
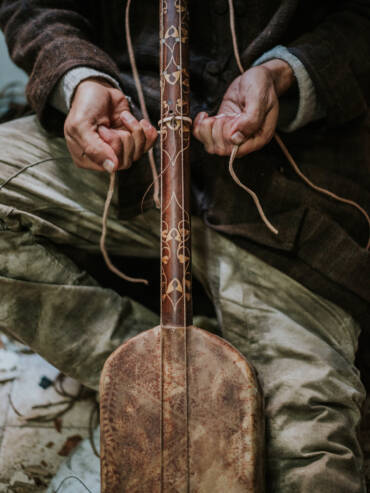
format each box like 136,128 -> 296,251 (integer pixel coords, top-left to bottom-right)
100,1 -> 265,491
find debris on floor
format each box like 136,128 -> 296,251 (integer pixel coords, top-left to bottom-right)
57,436 -> 83,457
1,331 -> 370,492
0,333 -> 97,492
46,427 -> 100,493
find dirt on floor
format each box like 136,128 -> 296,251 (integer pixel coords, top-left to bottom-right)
0,332 -> 369,492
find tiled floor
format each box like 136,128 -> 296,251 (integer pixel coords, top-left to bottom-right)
0,336 -> 96,492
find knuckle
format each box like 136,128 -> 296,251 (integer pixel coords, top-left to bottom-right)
245,114 -> 260,131
254,142 -> 264,152
149,131 -> 158,145
214,144 -> 225,155
112,142 -> 123,158
193,126 -> 200,139
134,127 -> 145,146
131,119 -> 141,133
67,121 -> 77,133
205,120 -> 214,132
64,121 -> 74,136
122,134 -> 133,150
68,115 -> 84,133
265,130 -> 274,143
83,143 -> 99,160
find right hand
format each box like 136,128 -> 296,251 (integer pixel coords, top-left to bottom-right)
64,78 -> 158,172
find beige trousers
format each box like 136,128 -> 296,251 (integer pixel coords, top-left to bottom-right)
0,116 -> 366,492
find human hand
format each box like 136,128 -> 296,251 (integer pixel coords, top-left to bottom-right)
193,59 -> 294,158
64,78 -> 158,172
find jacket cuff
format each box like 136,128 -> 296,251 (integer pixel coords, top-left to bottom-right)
253,45 -> 325,132
50,67 -> 122,114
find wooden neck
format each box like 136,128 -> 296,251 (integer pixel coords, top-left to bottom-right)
159,0 -> 192,327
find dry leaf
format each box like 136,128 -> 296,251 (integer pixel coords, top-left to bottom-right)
23,465 -> 51,478
8,481 -> 42,492
58,434 -> 83,457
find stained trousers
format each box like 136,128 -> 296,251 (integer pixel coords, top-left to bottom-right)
0,116 -> 366,492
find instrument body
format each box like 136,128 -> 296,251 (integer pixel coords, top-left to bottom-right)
100,1 -> 265,491
100,326 -> 264,492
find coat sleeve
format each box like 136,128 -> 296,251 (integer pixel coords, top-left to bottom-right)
286,0 -> 370,127
0,0 -> 123,132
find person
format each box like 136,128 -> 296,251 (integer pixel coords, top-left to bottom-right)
0,0 -> 369,491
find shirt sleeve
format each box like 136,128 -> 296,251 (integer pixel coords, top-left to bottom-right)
50,67 -> 122,114
253,45 -> 325,132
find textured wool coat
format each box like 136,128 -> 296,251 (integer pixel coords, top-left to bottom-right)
0,0 -> 370,371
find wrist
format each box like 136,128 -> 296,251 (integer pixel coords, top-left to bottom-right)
72,77 -> 117,106
75,77 -> 117,95
260,59 -> 295,97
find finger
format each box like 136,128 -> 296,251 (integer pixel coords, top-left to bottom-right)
221,116 -> 245,153
195,115 -> 216,153
98,125 -> 123,163
120,111 -> 146,161
230,106 -> 265,144
235,107 -> 278,157
211,117 -> 228,156
65,119 -> 119,172
65,136 -> 106,172
140,119 -> 158,153
226,90 -> 272,147
192,112 -> 208,140
114,129 -> 135,169
100,126 -> 135,169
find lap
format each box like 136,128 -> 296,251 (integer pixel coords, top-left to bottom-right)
0,115 -> 159,256
192,224 -> 366,491
0,116 -> 366,491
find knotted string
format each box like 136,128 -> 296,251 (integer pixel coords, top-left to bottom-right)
227,0 -> 370,249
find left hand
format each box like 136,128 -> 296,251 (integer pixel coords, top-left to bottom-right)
193,60 -> 294,158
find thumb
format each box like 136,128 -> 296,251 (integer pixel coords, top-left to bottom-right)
230,129 -> 247,146
224,115 -> 248,146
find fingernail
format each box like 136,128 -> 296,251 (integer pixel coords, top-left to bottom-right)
103,159 -> 115,173
121,111 -> 134,122
231,131 -> 245,145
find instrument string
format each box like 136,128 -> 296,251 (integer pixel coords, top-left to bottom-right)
178,4 -> 191,491
159,2 -> 165,490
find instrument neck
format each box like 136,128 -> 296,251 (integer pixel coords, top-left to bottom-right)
159,0 -> 192,327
